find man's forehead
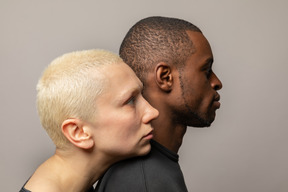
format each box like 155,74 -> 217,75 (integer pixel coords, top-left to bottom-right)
186,31 -> 210,47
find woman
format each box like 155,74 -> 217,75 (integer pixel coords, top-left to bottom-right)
20,49 -> 158,192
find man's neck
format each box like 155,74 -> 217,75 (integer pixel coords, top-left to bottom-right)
143,82 -> 187,153
152,115 -> 187,153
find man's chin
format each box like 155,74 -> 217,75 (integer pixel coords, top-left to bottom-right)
187,116 -> 213,127
189,122 -> 211,128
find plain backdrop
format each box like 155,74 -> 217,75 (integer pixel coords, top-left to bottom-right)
1,0 -> 287,192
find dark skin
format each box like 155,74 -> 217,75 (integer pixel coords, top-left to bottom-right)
143,31 -> 222,153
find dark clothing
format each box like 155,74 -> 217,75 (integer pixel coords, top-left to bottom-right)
19,181 -> 94,192
19,187 -> 31,192
19,179 -> 31,192
95,140 -> 188,192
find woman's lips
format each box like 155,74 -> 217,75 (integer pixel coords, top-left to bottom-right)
143,130 -> 154,140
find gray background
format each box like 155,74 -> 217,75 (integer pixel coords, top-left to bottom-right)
1,0 -> 287,192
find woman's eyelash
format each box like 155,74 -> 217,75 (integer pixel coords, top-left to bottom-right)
126,96 -> 135,105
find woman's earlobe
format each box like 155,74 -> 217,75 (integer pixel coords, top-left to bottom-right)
155,62 -> 173,92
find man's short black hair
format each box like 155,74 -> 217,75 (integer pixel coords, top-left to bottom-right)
119,16 -> 202,83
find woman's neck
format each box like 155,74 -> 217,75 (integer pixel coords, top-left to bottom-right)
25,149 -> 113,192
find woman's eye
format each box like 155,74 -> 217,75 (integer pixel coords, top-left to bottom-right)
127,96 -> 135,105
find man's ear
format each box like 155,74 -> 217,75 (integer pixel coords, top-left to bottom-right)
155,62 -> 173,92
62,119 -> 94,150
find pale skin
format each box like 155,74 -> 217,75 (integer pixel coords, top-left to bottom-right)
24,62 -> 159,192
143,31 -> 222,153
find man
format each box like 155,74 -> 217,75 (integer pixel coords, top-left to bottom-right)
95,16 -> 222,192
20,49 -> 158,192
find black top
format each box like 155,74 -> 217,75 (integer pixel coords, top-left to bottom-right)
95,140 -> 188,192
19,181 -> 94,192
19,187 -> 31,192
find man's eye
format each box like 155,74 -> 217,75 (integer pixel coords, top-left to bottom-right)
206,69 -> 212,77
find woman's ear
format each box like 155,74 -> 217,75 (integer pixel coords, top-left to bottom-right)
155,62 -> 173,92
62,119 -> 94,150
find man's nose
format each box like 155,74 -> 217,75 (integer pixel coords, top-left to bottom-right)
210,72 -> 222,90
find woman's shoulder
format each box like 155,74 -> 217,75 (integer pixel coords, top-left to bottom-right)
23,176 -> 61,192
23,159 -> 62,192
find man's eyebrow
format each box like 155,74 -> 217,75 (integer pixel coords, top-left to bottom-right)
203,58 -> 214,68
207,57 -> 214,65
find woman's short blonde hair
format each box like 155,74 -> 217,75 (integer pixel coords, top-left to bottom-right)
37,49 -> 123,148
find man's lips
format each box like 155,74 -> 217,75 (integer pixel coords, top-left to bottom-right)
214,100 -> 221,109
214,93 -> 220,102
213,93 -> 221,109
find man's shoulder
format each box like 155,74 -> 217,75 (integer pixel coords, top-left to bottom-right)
104,156 -> 146,177
101,144 -> 165,177
95,143 -> 188,192
95,156 -> 148,192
